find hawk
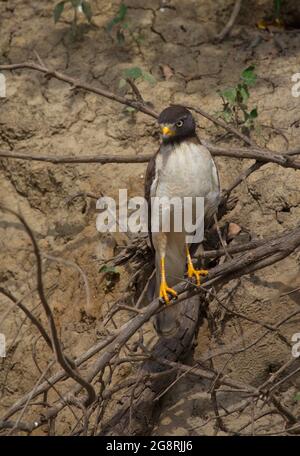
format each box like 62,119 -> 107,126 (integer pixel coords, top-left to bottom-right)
144,105 -> 220,332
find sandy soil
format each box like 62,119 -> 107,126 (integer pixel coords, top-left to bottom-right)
0,0 -> 300,435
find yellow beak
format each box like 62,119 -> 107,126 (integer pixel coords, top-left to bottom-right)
161,126 -> 174,137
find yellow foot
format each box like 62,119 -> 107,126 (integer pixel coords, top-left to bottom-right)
159,280 -> 177,304
187,264 -> 208,286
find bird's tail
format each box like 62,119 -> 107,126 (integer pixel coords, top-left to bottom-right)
153,233 -> 186,337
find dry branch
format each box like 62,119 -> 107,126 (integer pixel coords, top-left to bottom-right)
216,0 -> 243,42
0,62 -> 158,118
0,150 -> 152,164
0,205 -> 96,408
99,225 -> 300,435
0,287 -> 52,349
0,146 -> 299,170
1,58 -> 300,436
2,59 -> 300,198
2,224 -> 299,434
204,142 -> 300,169
1,60 -> 299,165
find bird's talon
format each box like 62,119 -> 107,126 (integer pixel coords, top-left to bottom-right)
159,281 -> 177,304
187,267 -> 208,287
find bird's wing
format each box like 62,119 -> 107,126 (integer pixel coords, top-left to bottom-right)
186,140 -> 221,248
194,137 -> 221,225
204,156 -> 221,225
144,150 -> 158,252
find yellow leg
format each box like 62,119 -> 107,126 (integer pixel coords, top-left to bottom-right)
186,246 -> 208,286
159,257 -> 177,304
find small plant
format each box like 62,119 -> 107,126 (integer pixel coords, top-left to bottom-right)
54,0 -> 92,36
217,65 -> 258,131
273,0 -> 282,21
295,392 -> 300,401
107,3 -> 143,46
99,265 -> 120,292
119,67 -> 156,114
119,67 -> 156,89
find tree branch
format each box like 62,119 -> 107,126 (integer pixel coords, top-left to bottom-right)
2,225 -> 300,429
0,62 -> 158,118
0,205 -> 96,407
215,0 -> 243,42
0,146 -> 299,169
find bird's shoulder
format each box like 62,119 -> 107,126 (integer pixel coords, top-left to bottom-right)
144,149 -> 160,252
144,148 -> 159,202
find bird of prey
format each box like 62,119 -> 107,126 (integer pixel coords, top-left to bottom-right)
144,105 -> 220,325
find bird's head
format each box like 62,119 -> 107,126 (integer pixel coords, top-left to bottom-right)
158,105 -> 196,143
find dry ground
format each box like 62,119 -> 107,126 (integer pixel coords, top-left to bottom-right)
0,0 -> 300,435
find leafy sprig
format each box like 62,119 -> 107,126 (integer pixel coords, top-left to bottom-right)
107,3 -> 143,46
217,65 -> 258,130
119,67 -> 156,89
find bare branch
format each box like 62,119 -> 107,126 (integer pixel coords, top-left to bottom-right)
216,0 -> 243,42
2,225 -> 300,429
0,62 -> 158,118
0,205 -> 96,407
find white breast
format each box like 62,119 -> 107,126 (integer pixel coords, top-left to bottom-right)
150,141 -> 220,239
151,141 -> 220,202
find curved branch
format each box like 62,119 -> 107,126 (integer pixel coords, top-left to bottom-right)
216,0 -> 242,42
0,62 -> 158,119
2,225 -> 300,428
0,205 -> 96,407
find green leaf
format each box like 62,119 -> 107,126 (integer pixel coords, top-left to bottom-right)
222,111 -> 232,122
99,265 -> 118,274
119,3 -> 128,21
54,1 -> 65,23
222,88 -> 237,104
239,85 -> 249,104
142,71 -> 156,85
123,66 -> 143,80
242,65 -> 255,74
125,106 -> 136,112
274,0 -> 281,18
249,107 -> 258,119
295,393 -> 300,401
220,105 -> 233,122
99,265 -> 120,291
107,3 -> 127,31
241,65 -> 257,86
81,0 -> 92,22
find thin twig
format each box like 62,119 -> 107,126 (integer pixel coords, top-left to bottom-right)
0,205 -> 96,407
0,62 -> 158,118
216,0 -> 242,42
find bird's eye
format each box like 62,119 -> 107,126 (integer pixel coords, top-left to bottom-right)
176,120 -> 184,128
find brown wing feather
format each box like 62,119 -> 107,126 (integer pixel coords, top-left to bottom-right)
144,151 -> 158,251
